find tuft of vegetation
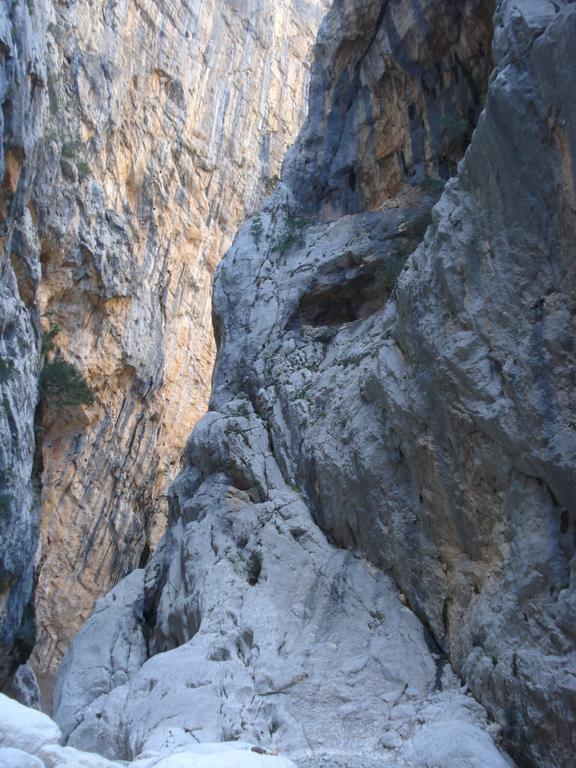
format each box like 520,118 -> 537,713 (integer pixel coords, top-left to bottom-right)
60,140 -> 91,181
61,140 -> 84,159
263,174 -> 280,194
41,321 -> 60,355
40,354 -> 94,410
244,550 -> 263,586
39,321 -> 94,411
273,211 -> 307,253
441,111 -> 469,142
76,160 -> 91,181
0,356 -> 15,384
251,216 -> 264,247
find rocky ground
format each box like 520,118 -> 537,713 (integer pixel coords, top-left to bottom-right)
1,691 -> 513,768
0,693 -> 299,768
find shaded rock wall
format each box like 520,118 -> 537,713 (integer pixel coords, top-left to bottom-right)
0,0 -> 46,690
284,0 -> 494,217
1,0 -> 327,681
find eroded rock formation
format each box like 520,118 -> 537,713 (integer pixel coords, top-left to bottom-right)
1,0 -> 327,683
53,0 -> 576,766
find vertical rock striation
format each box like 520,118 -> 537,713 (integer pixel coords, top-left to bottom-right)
33,0 -> 328,677
56,0 -> 575,766
0,0 -> 46,692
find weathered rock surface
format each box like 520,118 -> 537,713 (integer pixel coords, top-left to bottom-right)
0,0 -> 45,691
0,693 -> 298,768
54,468 -> 511,766
3,661 -> 42,709
1,0 -> 327,680
55,0 -> 575,765
0,691 -> 62,753
34,0 -> 329,676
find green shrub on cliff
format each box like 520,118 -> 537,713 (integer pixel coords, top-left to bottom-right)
40,354 -> 94,410
41,322 -> 60,355
39,321 -> 93,410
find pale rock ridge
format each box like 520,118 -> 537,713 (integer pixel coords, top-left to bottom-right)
54,417 -> 511,765
1,0 -> 328,680
50,0 -> 572,766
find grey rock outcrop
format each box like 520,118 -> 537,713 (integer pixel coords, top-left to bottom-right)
0,0 -> 45,690
54,399 -> 511,767
54,0 -> 575,766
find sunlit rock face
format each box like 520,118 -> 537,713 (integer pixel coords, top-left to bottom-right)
2,0 -> 328,680
56,1 -> 575,767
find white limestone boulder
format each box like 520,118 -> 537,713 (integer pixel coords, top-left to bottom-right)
0,693 -> 61,754
133,743 -> 296,768
0,746 -> 45,767
40,743 -> 125,767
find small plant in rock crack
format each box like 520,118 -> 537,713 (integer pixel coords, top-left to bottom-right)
251,216 -> 264,247
40,355 -> 94,410
272,211 -> 308,254
60,140 -> 91,181
244,550 -> 263,586
61,140 -> 84,159
237,402 -> 250,418
39,322 -> 94,411
0,356 -> 15,384
263,174 -> 280,194
41,321 -> 60,355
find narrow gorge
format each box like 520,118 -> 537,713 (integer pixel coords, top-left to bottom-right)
0,0 -> 327,683
1,1 -> 575,768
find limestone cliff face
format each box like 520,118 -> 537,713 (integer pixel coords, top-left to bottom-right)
0,0 -> 45,691
54,1 -> 576,766
1,0 -> 327,680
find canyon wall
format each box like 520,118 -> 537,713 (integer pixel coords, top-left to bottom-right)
53,0 -> 576,767
1,0 -> 327,684
0,0 -> 46,693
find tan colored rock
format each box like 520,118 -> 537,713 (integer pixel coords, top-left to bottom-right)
31,0 -> 327,675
